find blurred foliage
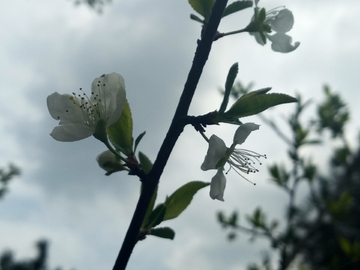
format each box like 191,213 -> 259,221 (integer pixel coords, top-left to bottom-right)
0,168 -> 69,270
0,164 -> 20,200
218,84 -> 360,270
72,0 -> 112,13
0,240 -> 70,270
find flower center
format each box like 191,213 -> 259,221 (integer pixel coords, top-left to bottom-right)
67,79 -> 108,126
226,148 -> 267,184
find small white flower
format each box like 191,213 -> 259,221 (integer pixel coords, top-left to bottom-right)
201,123 -> 266,201
47,72 -> 126,142
250,7 -> 300,53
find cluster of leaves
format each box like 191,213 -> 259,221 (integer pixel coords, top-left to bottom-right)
217,85 -> 360,270
216,63 -> 297,125
140,181 -> 209,240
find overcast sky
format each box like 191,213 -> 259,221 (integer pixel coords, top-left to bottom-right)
1,0 -> 360,269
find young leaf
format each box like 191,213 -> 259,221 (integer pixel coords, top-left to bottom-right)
338,237 -> 352,256
134,131 -> 146,153
163,181 -> 210,221
222,1 -> 253,18
149,227 -> 175,240
188,0 -> 215,21
190,13 -> 204,24
238,87 -> 272,99
142,185 -> 158,229
224,93 -> 297,119
144,203 -> 167,229
107,101 -> 133,156
219,63 -> 238,114
138,151 -> 153,174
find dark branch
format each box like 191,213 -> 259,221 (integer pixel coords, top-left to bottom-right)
112,1 -> 228,269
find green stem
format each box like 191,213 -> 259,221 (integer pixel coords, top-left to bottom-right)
200,130 -> 210,143
221,28 -> 248,37
103,140 -> 127,163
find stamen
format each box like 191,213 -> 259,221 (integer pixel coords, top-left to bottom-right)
224,147 -> 267,186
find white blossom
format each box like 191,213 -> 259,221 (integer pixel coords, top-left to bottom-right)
201,123 -> 266,201
47,72 -> 126,142
251,7 -> 300,53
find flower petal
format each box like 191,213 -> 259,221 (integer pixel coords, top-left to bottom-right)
50,123 -> 94,142
91,72 -> 126,127
270,9 -> 294,34
210,169 -> 226,201
201,135 -> 228,171
47,92 -> 87,125
267,33 -> 300,53
233,123 -> 260,145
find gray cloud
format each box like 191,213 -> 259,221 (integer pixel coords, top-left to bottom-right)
1,0 -> 360,270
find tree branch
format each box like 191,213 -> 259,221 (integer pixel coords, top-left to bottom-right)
112,1 -> 228,269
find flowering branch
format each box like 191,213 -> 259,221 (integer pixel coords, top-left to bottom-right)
112,1 -> 228,269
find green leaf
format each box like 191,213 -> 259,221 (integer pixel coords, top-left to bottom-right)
138,151 -> 153,174
268,164 -> 289,189
238,87 -> 271,99
188,0 -> 215,20
107,101 -> 133,156
163,181 -> 209,221
149,227 -> 175,240
224,93 -> 297,119
134,131 -> 146,153
219,63 -> 238,114
144,203 -> 166,228
142,185 -> 158,228
190,13 -> 204,24
338,237 -> 352,256
222,1 -> 253,18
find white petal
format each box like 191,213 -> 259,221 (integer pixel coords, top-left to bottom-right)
270,9 -> 294,34
47,92 -> 87,125
201,135 -> 227,171
210,169 -> 226,201
50,123 -> 94,142
268,33 -> 300,53
91,72 -> 126,127
233,123 -> 260,145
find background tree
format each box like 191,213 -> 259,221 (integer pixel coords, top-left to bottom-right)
0,164 -> 20,200
0,167 -> 68,270
218,85 -> 360,270
72,0 -> 111,13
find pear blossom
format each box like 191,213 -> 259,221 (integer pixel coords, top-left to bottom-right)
201,123 -> 266,201
47,72 -> 126,142
250,5 -> 300,53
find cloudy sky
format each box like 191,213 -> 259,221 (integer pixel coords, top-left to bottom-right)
1,0 -> 360,269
